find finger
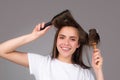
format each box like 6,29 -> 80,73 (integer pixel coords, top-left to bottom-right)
43,25 -> 51,32
93,53 -> 101,61
40,22 -> 52,31
96,59 -> 103,66
93,49 -> 100,53
37,23 -> 41,31
33,24 -> 40,32
93,49 -> 101,57
94,56 -> 103,65
37,22 -> 44,31
41,22 -> 45,29
93,53 -> 101,59
94,53 -> 100,57
36,24 -> 51,36
93,53 -> 102,62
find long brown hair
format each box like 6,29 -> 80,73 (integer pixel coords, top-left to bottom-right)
51,11 -> 91,69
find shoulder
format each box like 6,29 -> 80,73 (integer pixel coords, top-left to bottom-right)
28,53 -> 51,58
27,53 -> 52,75
28,53 -> 51,64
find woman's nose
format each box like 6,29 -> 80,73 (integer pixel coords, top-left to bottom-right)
64,39 -> 69,45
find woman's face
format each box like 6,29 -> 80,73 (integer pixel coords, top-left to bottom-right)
56,26 -> 80,62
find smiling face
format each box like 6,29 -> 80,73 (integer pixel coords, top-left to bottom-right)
56,26 -> 80,63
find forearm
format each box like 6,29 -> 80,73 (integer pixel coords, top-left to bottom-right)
95,69 -> 104,80
0,33 -> 35,54
0,22 -> 51,56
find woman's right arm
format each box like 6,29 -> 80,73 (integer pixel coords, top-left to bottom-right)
0,22 -> 51,68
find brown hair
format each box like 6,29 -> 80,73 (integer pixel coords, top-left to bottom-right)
51,10 -> 91,69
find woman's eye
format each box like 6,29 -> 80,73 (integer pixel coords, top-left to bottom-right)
59,36 -> 64,39
71,38 -> 76,41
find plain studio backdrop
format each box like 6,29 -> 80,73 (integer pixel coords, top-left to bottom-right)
0,0 -> 120,80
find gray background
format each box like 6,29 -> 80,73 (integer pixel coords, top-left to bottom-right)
0,0 -> 120,80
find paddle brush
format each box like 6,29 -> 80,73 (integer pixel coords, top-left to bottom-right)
88,29 -> 100,49
40,9 -> 71,30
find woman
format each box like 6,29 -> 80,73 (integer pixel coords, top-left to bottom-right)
0,12 -> 104,80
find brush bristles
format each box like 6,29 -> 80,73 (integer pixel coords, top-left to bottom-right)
88,29 -> 100,46
51,9 -> 80,29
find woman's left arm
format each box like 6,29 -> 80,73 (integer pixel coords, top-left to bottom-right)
92,49 -> 104,80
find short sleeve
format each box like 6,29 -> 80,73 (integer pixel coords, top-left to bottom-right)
28,53 -> 48,75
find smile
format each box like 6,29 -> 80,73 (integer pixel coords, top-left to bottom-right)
61,47 -> 71,51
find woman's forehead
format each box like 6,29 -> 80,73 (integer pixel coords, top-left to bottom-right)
58,26 -> 79,37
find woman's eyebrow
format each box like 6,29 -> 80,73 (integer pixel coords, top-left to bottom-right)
59,34 -> 77,38
58,34 -> 65,37
70,35 -> 77,38
70,36 -> 78,39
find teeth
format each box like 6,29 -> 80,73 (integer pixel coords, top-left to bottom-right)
62,47 -> 70,51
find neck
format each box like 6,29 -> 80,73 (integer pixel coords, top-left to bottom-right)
57,55 -> 72,64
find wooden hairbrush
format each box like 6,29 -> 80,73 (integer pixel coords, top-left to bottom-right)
88,28 -> 100,49
88,29 -> 100,65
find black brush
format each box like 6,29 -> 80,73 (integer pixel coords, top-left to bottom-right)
40,9 -> 71,30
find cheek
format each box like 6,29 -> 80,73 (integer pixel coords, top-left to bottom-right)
56,38 -> 60,45
71,42 -> 80,48
56,38 -> 61,48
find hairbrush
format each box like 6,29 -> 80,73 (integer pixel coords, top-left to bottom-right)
88,28 -> 100,49
40,9 -> 71,30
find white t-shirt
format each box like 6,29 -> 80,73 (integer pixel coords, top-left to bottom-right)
28,53 -> 95,80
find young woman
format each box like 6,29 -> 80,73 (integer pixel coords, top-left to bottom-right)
0,12 -> 104,80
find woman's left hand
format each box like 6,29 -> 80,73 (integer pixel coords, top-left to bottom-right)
92,49 -> 104,80
92,49 -> 103,72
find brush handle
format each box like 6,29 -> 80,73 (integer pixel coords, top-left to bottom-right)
92,42 -> 97,49
92,43 -> 100,65
93,44 -> 97,49
40,22 -> 52,30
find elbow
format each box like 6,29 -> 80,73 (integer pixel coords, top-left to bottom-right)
0,46 -> 3,57
0,45 -> 6,57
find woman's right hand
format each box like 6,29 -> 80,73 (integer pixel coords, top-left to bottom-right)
31,22 -> 51,40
